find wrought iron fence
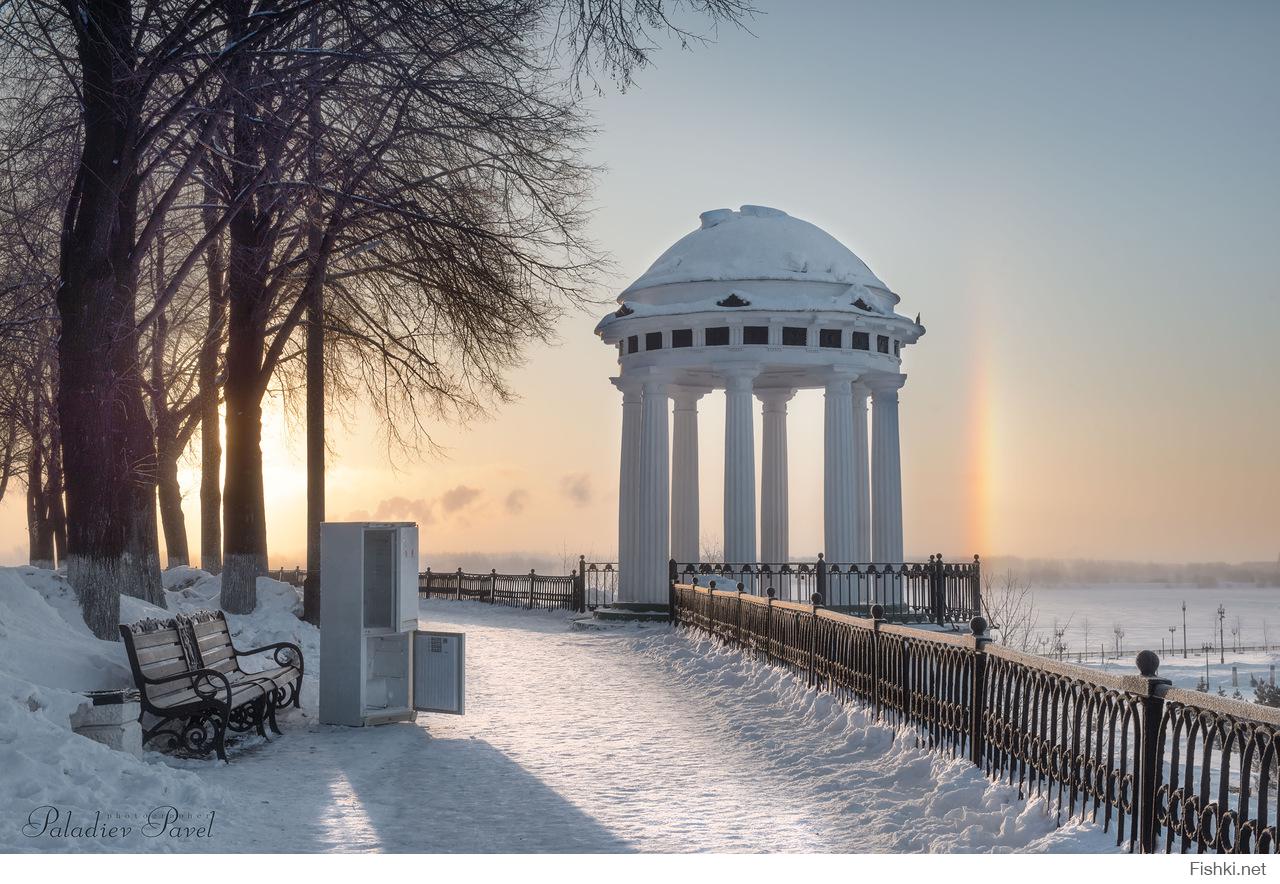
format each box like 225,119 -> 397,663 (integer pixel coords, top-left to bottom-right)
419,568 -> 579,611
670,581 -> 1280,854
674,554 -> 982,624
578,558 -> 619,610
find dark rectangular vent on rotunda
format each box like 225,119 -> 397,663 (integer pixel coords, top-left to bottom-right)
877,334 -> 890,354
743,326 -> 770,345
672,328 -> 693,348
705,326 -> 730,346
627,335 -> 638,354
819,329 -> 842,348
851,331 -> 869,350
645,332 -> 663,351
782,327 -> 808,346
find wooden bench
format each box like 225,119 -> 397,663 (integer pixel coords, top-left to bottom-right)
178,610 -> 303,735
119,612 -> 304,762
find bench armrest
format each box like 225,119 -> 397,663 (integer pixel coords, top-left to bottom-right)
234,640 -> 304,673
142,667 -> 233,706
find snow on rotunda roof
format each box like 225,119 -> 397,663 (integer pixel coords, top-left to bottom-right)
620,205 -> 887,297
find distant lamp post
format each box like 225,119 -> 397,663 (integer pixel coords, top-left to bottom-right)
1168,626 -> 1177,658
1218,604 -> 1226,664
1182,600 -> 1188,659
1113,625 -> 1125,659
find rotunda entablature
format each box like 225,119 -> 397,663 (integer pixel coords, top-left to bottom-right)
596,206 -> 923,394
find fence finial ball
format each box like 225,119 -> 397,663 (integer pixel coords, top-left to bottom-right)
709,580 -> 716,590
811,592 -> 824,606
1136,650 -> 1161,677
970,616 -> 987,636
766,587 -> 776,599
871,604 -> 884,620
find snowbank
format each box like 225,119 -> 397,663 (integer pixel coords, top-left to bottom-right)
630,628 -> 1113,852
0,565 -> 318,852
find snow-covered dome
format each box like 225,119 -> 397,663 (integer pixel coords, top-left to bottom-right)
621,205 -> 889,299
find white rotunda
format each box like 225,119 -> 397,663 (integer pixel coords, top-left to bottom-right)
596,205 -> 924,607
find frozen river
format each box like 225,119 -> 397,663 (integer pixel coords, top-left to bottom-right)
1023,583 -> 1279,657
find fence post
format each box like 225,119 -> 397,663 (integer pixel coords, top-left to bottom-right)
808,592 -> 823,688
765,587 -> 775,663
932,555 -> 945,626
1135,650 -> 1170,854
969,615 -> 991,767
871,603 -> 884,718
668,559 -> 678,622
528,569 -> 536,609
816,553 -> 827,604
577,555 -> 587,613
423,567 -> 432,597
455,567 -> 463,600
971,554 -> 982,618
490,569 -> 497,604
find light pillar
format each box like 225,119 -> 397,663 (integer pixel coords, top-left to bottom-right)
670,389 -> 703,564
823,374 -> 857,562
723,369 -> 757,564
758,388 -> 794,564
633,377 -> 670,606
852,381 -> 871,561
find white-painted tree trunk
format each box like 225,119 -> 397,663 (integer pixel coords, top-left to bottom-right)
66,554 -> 124,641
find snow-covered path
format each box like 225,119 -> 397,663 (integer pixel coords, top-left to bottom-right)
184,599 -> 1112,853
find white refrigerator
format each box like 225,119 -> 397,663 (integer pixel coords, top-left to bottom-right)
318,522 -> 465,726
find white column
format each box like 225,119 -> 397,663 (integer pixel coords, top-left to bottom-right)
757,388 -> 794,564
871,379 -> 905,565
632,377 -> 670,606
670,390 -> 702,564
823,374 -> 856,562
722,369 -> 757,564
613,377 -> 643,602
852,381 -> 871,562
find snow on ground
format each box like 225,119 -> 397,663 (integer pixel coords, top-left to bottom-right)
2,569 -> 1116,853
0,566 -> 317,853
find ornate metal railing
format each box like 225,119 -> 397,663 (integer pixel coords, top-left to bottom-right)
579,559 -> 619,611
419,568 -> 579,611
670,581 -> 1280,854
674,554 -> 982,624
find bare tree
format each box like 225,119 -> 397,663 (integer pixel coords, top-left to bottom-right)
982,570 -> 1040,653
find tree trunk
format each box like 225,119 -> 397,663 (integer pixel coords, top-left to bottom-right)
157,438 -> 190,568
27,431 -> 54,570
45,430 -> 67,568
221,345 -> 267,612
57,0 -> 162,637
199,185 -> 226,574
219,32 -> 271,615
149,307 -> 190,570
302,60 -> 325,625
219,206 -> 270,614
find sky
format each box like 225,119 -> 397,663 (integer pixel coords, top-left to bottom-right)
2,0 -> 1278,568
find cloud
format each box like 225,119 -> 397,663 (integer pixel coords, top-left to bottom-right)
373,497 -> 436,524
440,485 -> 482,514
559,473 -> 592,507
504,489 -> 529,515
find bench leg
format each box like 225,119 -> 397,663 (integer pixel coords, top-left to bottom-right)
253,696 -> 268,738
265,692 -> 283,736
213,708 -> 229,763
